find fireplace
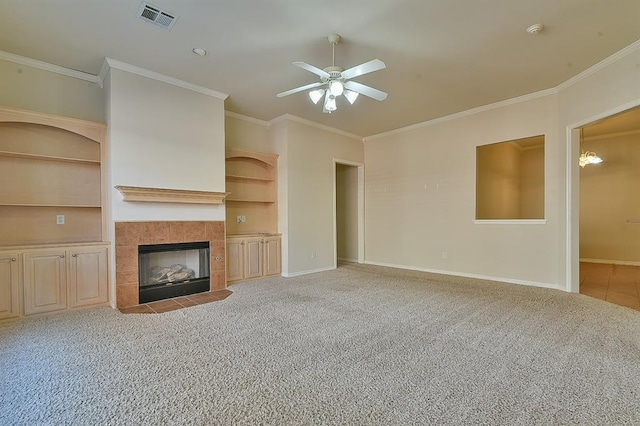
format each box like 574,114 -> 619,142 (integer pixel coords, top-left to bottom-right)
138,241 -> 211,303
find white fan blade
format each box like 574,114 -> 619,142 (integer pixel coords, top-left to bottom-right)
293,62 -> 330,79
344,80 -> 388,101
341,59 -> 386,80
276,82 -> 324,98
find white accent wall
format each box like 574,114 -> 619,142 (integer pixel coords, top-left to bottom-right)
105,67 -> 226,222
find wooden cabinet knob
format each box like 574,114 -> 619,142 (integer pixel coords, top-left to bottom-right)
60,255 -> 65,258
72,254 -> 77,257
11,257 -> 16,261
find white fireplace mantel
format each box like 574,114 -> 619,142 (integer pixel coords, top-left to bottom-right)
115,185 -> 229,205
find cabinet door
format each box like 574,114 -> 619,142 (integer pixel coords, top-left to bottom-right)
263,236 -> 281,277
0,252 -> 19,319
68,246 -> 108,308
23,249 -> 67,315
226,238 -> 245,282
245,237 -> 263,279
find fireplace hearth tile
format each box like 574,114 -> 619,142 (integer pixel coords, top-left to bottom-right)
116,222 -> 145,246
120,304 -> 155,314
169,222 -> 185,242
144,222 -> 171,244
116,246 -> 137,272
117,284 -> 139,308
206,221 -> 225,239
116,270 -> 138,287
174,296 -> 198,308
184,221 -> 206,242
147,299 -> 183,313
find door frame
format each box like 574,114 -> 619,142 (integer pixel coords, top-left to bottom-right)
565,99 -> 640,293
333,159 -> 365,268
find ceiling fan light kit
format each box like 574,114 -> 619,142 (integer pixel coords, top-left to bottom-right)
277,34 -> 387,113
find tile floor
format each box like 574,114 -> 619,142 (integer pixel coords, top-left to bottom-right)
119,289 -> 233,314
580,262 -> 640,311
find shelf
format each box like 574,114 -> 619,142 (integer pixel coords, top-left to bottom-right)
226,174 -> 274,182
0,150 -> 100,165
226,199 -> 275,203
0,203 -> 101,208
115,185 -> 229,205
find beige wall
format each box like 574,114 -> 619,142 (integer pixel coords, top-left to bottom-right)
225,114 -> 272,153
580,132 -> 640,262
336,164 -> 359,261
365,94 -> 560,287
0,58 -> 104,122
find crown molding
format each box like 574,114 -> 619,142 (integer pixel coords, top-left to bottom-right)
270,114 -> 363,141
0,50 -> 98,84
556,39 -> 640,92
102,57 -> 229,100
225,111 -> 270,127
364,88 -> 557,142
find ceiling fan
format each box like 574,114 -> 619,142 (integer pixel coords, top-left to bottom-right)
276,34 -> 387,113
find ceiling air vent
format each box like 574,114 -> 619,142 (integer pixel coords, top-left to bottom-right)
137,2 -> 178,30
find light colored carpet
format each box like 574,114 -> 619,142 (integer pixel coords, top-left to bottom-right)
2,263 -> 640,425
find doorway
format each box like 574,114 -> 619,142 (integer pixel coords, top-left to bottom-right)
571,105 -> 640,310
333,159 -> 364,268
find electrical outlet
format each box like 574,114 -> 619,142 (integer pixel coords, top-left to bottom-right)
56,214 -> 65,225
241,215 -> 246,223
442,251 -> 447,259
237,216 -> 242,223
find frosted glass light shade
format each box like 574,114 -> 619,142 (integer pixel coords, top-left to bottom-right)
309,89 -> 325,104
343,89 -> 359,104
324,94 -> 337,111
329,81 -> 344,96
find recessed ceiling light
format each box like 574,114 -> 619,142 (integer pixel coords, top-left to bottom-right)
192,47 -> 207,56
526,23 -> 544,34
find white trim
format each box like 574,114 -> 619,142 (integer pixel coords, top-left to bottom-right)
225,111 -> 270,127
338,257 -> 359,263
103,57 -> 228,100
582,129 -> 640,142
364,88 -> 557,141
556,39 -> 640,91
270,114 -> 363,141
0,50 -> 98,83
580,258 -> 640,267
364,39 -> 640,142
282,266 -> 335,278
364,260 -> 562,291
565,98 -> 640,295
96,59 -> 111,89
473,219 -> 547,225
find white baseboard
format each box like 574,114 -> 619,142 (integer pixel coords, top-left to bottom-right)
282,266 -> 336,278
364,260 -> 563,291
338,257 -> 358,263
580,258 -> 640,267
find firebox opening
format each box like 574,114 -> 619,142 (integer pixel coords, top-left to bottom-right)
138,241 -> 210,303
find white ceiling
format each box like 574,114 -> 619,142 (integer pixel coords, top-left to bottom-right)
0,0 -> 638,137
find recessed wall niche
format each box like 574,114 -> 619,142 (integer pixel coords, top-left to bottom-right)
476,135 -> 545,220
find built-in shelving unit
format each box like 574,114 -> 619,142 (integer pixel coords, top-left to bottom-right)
0,106 -> 109,319
225,147 -> 278,234
0,106 -> 107,247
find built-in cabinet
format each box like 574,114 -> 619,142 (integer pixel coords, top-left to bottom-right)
0,251 -> 20,320
226,147 -> 282,283
0,106 -> 109,318
226,234 -> 281,283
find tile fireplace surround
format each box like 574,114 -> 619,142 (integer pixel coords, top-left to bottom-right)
115,221 -> 225,309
